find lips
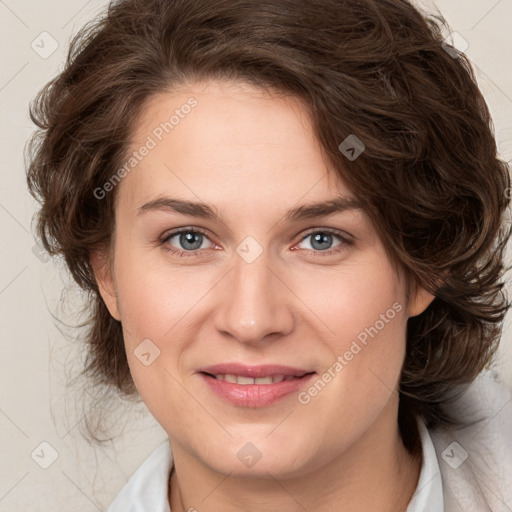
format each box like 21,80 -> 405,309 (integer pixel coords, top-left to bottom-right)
197,363 -> 316,407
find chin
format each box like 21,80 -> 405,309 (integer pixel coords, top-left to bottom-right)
209,455 -> 310,480
193,436 -> 317,480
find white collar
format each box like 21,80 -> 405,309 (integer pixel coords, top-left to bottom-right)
406,418 -> 445,511
106,438 -> 173,512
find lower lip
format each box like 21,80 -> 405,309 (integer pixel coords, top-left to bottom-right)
199,372 -> 316,407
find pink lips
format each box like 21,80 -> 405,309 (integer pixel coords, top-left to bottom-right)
197,363 -> 316,407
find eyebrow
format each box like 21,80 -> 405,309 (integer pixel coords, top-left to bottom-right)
137,195 -> 364,222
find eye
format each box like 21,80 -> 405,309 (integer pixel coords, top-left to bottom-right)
294,229 -> 351,256
159,227 -> 216,257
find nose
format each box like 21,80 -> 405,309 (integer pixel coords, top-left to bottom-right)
212,245 -> 295,345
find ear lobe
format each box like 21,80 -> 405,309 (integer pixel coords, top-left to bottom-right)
407,285 -> 436,318
407,270 -> 449,318
90,248 -> 121,321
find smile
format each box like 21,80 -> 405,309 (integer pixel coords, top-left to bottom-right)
209,373 -> 303,384
199,371 -> 316,407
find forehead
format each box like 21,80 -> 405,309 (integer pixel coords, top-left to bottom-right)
118,79 -> 355,214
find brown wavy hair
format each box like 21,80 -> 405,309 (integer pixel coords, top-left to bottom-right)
25,0 -> 511,447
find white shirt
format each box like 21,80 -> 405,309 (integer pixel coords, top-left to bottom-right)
106,439 -> 173,512
406,419 -> 444,511
106,369 -> 512,511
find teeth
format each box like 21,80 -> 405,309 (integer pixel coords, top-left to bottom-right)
238,375 -> 257,385
213,374 -> 299,385
257,377 -> 274,384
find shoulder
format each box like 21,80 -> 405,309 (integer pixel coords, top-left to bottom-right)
428,369 -> 512,511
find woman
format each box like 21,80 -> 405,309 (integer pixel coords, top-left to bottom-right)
25,0 -> 512,510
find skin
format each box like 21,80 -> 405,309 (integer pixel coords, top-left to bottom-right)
92,79 -> 435,512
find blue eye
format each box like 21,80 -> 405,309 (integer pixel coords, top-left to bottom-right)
160,228 -> 214,257
159,227 -> 351,258
298,230 -> 344,252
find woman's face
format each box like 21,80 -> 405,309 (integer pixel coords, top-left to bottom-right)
94,79 -> 434,478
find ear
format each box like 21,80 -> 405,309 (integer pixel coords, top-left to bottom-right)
406,272 -> 442,318
90,248 -> 121,321
407,283 -> 436,318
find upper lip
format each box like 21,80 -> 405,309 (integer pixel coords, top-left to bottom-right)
198,364 -> 314,378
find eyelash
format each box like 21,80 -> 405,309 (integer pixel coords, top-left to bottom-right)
158,227 -> 352,258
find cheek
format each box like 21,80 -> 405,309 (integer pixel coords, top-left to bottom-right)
293,257 -> 408,404
291,256 -> 406,344
112,249 -> 197,344
111,248 -> 218,405
112,254 -> 187,413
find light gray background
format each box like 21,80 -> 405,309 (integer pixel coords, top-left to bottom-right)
1,1 -> 511,510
